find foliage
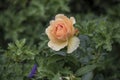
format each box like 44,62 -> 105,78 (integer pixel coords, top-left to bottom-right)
6,39 -> 38,62
0,0 -> 120,80
0,0 -> 70,43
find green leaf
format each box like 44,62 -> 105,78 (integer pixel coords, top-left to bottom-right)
52,73 -> 61,80
94,74 -> 105,80
47,55 -> 64,65
15,39 -> 26,48
66,55 -> 79,66
81,71 -> 93,80
75,65 -> 97,76
75,78 -> 82,80
39,40 -> 48,52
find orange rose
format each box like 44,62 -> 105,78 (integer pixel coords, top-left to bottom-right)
45,14 -> 80,53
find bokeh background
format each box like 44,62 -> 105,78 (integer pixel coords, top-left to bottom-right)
0,0 -> 120,80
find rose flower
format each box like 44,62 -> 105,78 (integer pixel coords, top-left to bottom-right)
45,14 -> 80,53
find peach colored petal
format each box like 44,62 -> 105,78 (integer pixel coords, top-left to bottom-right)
50,19 -> 72,38
50,20 -> 55,25
46,14 -> 79,53
55,15 -> 75,37
55,25 -> 67,40
45,26 -> 58,43
55,14 -> 65,19
48,40 -> 68,51
70,17 -> 76,24
67,36 -> 80,53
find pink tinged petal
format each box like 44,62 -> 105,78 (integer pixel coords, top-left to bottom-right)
70,17 -> 76,24
45,26 -> 57,42
48,40 -> 68,51
67,36 -> 80,53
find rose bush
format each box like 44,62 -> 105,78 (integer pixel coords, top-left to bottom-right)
46,14 -> 80,53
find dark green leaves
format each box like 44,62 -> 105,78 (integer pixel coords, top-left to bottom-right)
75,65 -> 97,76
81,72 -> 93,80
52,73 -> 61,80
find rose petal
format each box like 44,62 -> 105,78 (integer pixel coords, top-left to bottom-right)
67,36 -> 80,53
50,20 -> 54,25
70,17 -> 76,24
46,26 -> 58,42
48,40 -> 68,51
55,14 -> 65,19
55,14 -> 75,37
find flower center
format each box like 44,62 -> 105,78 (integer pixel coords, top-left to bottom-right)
54,24 -> 67,41
56,24 -> 63,30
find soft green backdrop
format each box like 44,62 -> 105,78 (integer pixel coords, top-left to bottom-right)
0,0 -> 120,80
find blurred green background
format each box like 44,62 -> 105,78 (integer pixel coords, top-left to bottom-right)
0,0 -> 120,80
